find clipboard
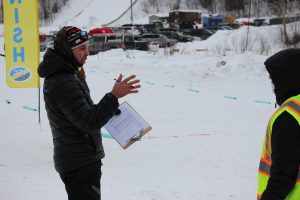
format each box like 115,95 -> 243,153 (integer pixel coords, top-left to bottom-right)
104,101 -> 152,149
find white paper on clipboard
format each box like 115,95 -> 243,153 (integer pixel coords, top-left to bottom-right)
104,101 -> 152,149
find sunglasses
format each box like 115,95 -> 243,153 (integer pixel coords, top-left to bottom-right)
68,30 -> 88,40
80,31 -> 88,39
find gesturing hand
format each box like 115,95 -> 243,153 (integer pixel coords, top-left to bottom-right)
110,74 -> 141,99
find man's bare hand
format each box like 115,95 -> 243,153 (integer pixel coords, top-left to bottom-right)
110,74 -> 141,99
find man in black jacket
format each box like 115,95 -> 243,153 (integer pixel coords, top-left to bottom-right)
38,26 -> 140,200
257,48 -> 300,200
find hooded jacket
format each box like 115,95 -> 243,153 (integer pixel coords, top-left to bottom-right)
38,28 -> 119,174
261,48 -> 300,200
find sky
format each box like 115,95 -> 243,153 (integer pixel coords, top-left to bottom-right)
0,0 -> 291,199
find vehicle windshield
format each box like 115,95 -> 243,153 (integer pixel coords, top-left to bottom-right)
176,32 -> 184,36
43,36 -> 54,43
92,36 -> 106,42
142,35 -> 159,38
205,29 -> 215,34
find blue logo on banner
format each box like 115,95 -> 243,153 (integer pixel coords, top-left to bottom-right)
9,66 -> 31,82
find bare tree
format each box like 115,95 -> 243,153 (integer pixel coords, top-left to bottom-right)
252,0 -> 264,17
224,0 -> 246,17
200,0 -> 216,13
173,0 -> 182,10
266,0 -> 287,15
40,1 -> 51,22
35,0 -> 300,27
38,0 -> 70,24
149,0 -> 159,9
266,0 -> 293,45
225,0 -> 245,11
141,0 -> 160,13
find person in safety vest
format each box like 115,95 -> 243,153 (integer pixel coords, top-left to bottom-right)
257,48 -> 300,200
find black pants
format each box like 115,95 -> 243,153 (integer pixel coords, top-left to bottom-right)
59,161 -> 102,200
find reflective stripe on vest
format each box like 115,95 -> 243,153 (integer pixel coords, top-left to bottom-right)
257,97 -> 300,200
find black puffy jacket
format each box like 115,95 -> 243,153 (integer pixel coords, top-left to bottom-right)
38,29 -> 119,173
261,48 -> 300,200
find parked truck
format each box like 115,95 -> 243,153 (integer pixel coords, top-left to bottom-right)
123,35 -> 150,50
88,33 -> 150,55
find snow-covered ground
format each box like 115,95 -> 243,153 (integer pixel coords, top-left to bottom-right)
0,1 -> 287,200
0,36 -> 276,200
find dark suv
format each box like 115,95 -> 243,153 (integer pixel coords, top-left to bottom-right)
158,31 -> 193,42
188,28 -> 215,40
137,34 -> 177,48
253,18 -> 268,26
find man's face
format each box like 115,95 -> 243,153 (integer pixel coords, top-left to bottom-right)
72,42 -> 90,65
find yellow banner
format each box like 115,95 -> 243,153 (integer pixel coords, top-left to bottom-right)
3,0 -> 40,88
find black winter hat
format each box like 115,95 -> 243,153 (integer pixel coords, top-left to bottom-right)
63,26 -> 89,49
265,48 -> 300,105
53,26 -> 82,68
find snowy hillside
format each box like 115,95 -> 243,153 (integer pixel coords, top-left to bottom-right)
0,1 -> 291,200
48,0 -> 149,29
40,0 -> 298,54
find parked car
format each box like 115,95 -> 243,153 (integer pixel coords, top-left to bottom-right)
201,28 -> 216,40
46,41 -> 54,50
123,35 -> 150,51
205,25 -> 233,31
39,35 -> 55,52
253,18 -> 269,26
188,28 -> 215,40
219,22 -> 242,29
148,41 -> 159,52
120,24 -> 143,36
137,34 -> 177,48
158,30 -> 193,42
141,23 -> 161,33
88,34 -> 124,55
88,33 -> 151,54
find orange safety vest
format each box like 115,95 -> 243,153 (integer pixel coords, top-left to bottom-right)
257,95 -> 300,200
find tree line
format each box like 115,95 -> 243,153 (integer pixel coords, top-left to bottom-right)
0,0 -> 69,24
0,0 -> 300,24
142,0 -> 300,18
